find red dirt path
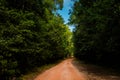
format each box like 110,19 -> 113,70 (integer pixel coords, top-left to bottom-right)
34,59 -> 87,80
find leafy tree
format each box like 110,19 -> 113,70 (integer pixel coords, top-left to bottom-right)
69,0 -> 120,67
0,0 -> 73,79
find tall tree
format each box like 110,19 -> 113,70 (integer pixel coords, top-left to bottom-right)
69,0 -> 120,66
0,0 -> 73,79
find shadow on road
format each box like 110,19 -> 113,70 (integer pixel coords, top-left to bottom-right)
72,59 -> 120,80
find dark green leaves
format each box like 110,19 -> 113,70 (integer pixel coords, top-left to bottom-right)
70,0 -> 120,67
0,0 -> 73,79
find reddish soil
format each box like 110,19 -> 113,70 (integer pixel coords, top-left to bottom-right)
34,58 -> 120,80
34,59 -> 87,80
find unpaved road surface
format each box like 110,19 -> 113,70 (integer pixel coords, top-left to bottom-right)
34,59 -> 87,80
34,58 -> 120,80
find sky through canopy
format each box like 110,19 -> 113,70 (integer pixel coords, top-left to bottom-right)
57,0 -> 74,31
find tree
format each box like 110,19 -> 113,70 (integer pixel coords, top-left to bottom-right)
0,0 -> 73,79
69,0 -> 120,67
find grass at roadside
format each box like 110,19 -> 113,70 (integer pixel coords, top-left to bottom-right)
72,59 -> 120,80
20,64 -> 55,80
19,60 -> 63,80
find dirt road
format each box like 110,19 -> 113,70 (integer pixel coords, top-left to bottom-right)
34,59 -> 87,80
34,58 -> 120,80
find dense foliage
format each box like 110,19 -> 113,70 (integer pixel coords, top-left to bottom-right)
0,0 -> 73,79
69,0 -> 120,67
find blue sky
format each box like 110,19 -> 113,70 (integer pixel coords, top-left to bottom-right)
57,0 -> 74,31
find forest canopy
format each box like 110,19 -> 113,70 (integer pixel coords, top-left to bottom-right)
69,0 -> 120,67
0,0 -> 73,79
